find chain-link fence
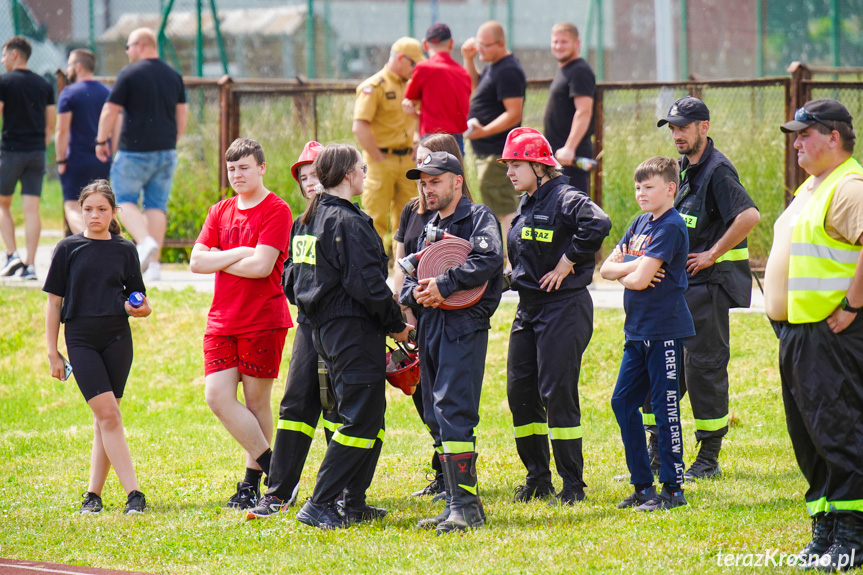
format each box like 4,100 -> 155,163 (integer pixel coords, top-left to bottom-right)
598,80 -> 790,265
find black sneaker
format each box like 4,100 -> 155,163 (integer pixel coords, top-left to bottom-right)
245,494 -> 290,520
513,481 -> 555,502
547,486 -> 586,507
0,252 -> 23,277
617,485 -> 657,509
635,485 -> 687,512
226,481 -> 259,510
124,490 -> 147,514
296,499 -> 346,530
79,492 -> 103,514
18,265 -> 37,281
341,503 -> 387,524
411,474 -> 444,498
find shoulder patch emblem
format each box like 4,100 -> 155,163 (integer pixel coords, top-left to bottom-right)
363,86 -> 373,94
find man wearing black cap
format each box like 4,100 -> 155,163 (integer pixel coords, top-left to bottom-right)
399,151 -> 503,533
765,98 -> 863,571
651,96 -> 760,480
403,23 -> 472,155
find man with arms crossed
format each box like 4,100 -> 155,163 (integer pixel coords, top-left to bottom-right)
190,138 -> 293,510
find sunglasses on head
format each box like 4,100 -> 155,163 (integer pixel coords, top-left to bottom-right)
794,107 -> 833,129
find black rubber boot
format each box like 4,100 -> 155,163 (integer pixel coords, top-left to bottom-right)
814,513 -> 863,572
796,512 -> 836,567
417,454 -> 451,529
436,452 -> 485,534
647,431 -> 661,477
513,435 -> 554,501
684,436 -> 722,480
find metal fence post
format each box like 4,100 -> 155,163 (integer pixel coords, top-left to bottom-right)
593,84 -> 603,210
218,75 -> 234,194
786,62 -> 811,202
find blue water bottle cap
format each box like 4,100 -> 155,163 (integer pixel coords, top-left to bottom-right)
128,291 -> 145,308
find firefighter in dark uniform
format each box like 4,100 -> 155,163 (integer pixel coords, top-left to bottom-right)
399,151 -> 503,533
500,127 -> 610,505
246,141 -> 343,520
650,96 -> 760,479
291,144 -> 412,530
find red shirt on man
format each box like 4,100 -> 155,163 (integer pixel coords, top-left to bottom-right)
404,52 -> 471,136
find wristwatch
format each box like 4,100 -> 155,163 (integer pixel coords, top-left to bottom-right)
840,297 -> 862,314
95,140 -> 108,146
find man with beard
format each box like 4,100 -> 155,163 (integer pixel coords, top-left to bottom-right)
647,96 -> 760,480
543,22 -> 595,195
400,151 -> 503,533
55,49 -> 114,234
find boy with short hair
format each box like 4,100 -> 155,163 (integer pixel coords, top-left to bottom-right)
600,156 -> 694,511
189,138 -> 293,509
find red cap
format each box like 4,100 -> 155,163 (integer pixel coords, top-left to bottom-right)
291,141 -> 324,184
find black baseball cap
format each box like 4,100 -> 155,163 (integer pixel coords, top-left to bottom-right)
657,96 -> 711,127
425,22 -> 452,43
406,151 -> 464,179
780,99 -> 854,133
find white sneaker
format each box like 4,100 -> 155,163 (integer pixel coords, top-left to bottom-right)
144,261 -> 161,282
136,237 -> 159,272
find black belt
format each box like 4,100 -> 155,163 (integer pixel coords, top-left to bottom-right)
379,147 -> 411,156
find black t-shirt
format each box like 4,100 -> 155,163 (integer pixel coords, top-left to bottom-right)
0,69 -> 55,151
108,59 -> 186,152
394,199 -> 433,256
543,58 -> 595,156
468,54 -> 526,156
43,234 -> 146,323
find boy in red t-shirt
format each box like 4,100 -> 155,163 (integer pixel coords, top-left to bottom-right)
190,138 -> 293,509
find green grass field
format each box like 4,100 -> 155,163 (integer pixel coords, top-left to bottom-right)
0,286 -> 811,574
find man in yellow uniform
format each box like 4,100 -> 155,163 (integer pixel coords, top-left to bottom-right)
765,98 -> 863,571
352,37 -> 424,251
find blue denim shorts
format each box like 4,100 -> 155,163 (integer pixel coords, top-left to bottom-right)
110,150 -> 178,212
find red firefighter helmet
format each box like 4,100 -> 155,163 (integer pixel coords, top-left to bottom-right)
497,127 -> 561,167
386,351 -> 420,395
291,141 -> 324,184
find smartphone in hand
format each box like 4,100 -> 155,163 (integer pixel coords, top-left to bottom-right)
59,353 -> 73,381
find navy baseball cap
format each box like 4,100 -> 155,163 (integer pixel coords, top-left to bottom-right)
780,99 -> 854,133
657,96 -> 710,127
406,151 -> 464,179
425,22 -> 452,43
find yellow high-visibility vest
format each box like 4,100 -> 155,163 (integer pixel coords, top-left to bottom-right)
788,158 -> 863,323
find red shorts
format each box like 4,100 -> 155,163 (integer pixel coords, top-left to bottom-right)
203,328 -> 289,378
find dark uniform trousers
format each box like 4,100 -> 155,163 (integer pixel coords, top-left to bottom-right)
774,315 -> 863,515
419,308 -> 488,455
266,321 -> 340,502
612,338 -> 687,487
507,293 -> 592,489
643,282 -> 731,440
308,317 -> 387,505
